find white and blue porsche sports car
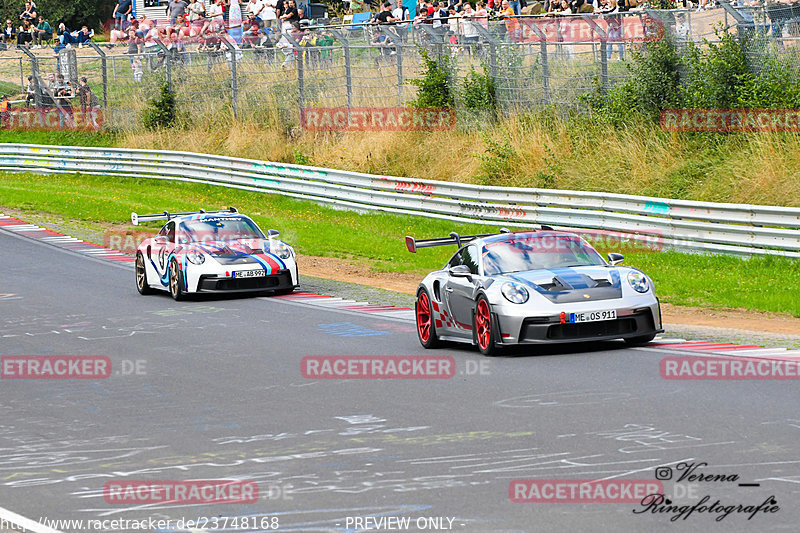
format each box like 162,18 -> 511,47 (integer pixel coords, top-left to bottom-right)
407,229 -> 663,356
132,208 -> 298,300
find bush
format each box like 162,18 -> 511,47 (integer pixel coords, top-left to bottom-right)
409,49 -> 455,109
462,64 -> 497,116
142,80 -> 177,131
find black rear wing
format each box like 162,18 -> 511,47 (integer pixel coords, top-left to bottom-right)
405,226 -> 555,253
405,230 -> 505,253
131,207 -> 238,226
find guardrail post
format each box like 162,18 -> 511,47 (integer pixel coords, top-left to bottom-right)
86,42 -> 109,113
330,29 -> 352,109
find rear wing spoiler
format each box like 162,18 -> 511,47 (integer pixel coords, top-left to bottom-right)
405,230 -> 504,253
131,207 -> 238,226
405,226 -> 554,253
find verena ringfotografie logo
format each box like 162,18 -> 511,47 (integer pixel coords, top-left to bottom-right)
1,356 -> 111,379
660,356 -> 800,380
661,108 -> 800,132
301,356 -> 456,379
103,480 -> 258,505
301,107 -> 456,131
509,479 -> 664,503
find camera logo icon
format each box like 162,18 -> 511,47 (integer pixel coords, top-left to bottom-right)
655,467 -> 673,480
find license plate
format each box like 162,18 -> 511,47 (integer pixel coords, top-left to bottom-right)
232,269 -> 265,279
570,310 -> 617,323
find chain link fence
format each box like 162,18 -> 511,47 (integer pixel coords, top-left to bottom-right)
0,3 -> 797,131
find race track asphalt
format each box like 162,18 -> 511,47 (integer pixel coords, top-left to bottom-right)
1,228 -> 798,533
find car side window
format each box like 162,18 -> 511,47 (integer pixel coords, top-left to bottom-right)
447,250 -> 463,269
460,245 -> 480,275
165,221 -> 176,243
157,224 -> 168,238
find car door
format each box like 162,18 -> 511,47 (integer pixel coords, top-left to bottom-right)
150,220 -> 176,280
443,244 -> 480,333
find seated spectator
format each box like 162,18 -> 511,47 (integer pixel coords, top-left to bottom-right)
280,0 -> 300,31
77,77 -> 100,127
242,21 -> 262,47
201,0 -> 226,39
184,0 -> 207,39
17,20 -> 34,46
1,19 -> 16,44
33,16 -> 52,48
54,25 -> 93,52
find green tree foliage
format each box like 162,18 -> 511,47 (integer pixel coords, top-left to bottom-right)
143,80 -> 177,131
1,0 -> 117,32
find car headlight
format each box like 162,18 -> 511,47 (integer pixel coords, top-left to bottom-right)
627,270 -> 650,293
186,249 -> 205,265
501,282 -> 529,304
271,240 -> 292,259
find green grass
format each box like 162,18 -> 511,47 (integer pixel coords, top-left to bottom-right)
0,130 -> 117,146
1,171 -> 798,316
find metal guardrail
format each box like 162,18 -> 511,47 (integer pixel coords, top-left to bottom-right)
1,143 -> 799,257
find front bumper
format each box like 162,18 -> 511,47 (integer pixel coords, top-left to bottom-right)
496,301 -> 663,345
196,268 -> 296,293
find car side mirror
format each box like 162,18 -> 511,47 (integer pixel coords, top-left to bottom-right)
608,253 -> 624,266
153,236 -> 168,245
449,265 -> 472,278
267,229 -> 280,238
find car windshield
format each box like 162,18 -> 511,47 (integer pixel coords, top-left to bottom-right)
482,235 -> 606,276
178,216 -> 265,243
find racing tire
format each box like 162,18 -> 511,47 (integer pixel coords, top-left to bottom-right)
168,258 -> 186,301
135,252 -> 155,295
474,295 -> 501,356
416,288 -> 441,349
624,333 -> 657,345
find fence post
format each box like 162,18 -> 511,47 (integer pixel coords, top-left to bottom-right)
155,40 -> 172,91
330,29 -> 352,108
220,40 -> 239,120
379,26 -> 404,107
297,43 -> 305,114
18,57 -> 24,93
87,42 -> 109,113
19,46 -> 41,107
520,20 -> 550,107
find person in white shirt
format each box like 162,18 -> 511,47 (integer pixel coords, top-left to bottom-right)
262,0 -> 278,29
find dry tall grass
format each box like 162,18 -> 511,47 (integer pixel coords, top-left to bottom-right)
120,115 -> 800,207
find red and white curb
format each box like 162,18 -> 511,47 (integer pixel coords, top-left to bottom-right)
0,214 -> 135,263
648,337 -> 800,362
271,291 -> 415,320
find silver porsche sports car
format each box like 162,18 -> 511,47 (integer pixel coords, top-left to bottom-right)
406,229 -> 663,355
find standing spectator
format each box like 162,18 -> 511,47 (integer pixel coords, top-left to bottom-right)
77,77 -> 99,128
0,95 -> 9,127
393,0 -> 410,41
33,16 -> 52,48
261,0 -> 278,30
280,0 -> 299,30
17,20 -> 33,46
1,20 -> 16,44
475,1 -> 489,29
461,3 -> 479,45
25,75 -> 35,106
247,0 -> 264,25
447,5 -> 461,44
168,0 -> 189,25
19,2 -> 37,24
113,0 -> 133,30
509,0 -> 521,15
